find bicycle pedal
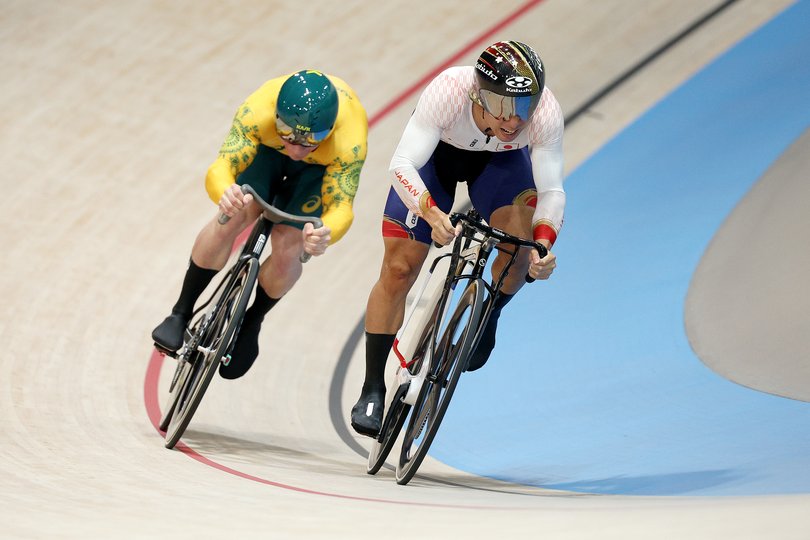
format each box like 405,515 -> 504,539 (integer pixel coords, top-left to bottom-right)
222,354 -> 231,366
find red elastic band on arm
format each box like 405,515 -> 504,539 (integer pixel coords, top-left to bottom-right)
533,223 -> 557,247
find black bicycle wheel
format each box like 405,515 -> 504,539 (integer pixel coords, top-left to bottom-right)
366,382 -> 410,475
395,279 -> 485,485
158,359 -> 188,431
366,310 -> 439,475
163,258 -> 259,449
159,318 -> 210,432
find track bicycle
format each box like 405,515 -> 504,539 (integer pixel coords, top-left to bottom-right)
366,209 -> 547,485
155,184 -> 321,449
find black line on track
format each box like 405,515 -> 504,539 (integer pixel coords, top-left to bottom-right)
329,0 -> 741,473
566,0 -> 740,124
328,321 -> 369,458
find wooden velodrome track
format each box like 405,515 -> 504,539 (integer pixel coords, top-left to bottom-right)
2,1 -> 806,538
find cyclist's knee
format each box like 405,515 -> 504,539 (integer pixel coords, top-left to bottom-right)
489,204 -> 533,238
380,252 -> 421,288
269,225 -> 305,265
379,264 -> 414,299
382,236 -> 428,271
206,209 -> 251,242
262,249 -> 302,281
194,218 -> 246,268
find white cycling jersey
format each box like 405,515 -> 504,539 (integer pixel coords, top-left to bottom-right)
389,66 -> 565,244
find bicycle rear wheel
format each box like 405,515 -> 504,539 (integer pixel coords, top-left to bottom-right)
163,258 -> 259,449
395,279 -> 485,485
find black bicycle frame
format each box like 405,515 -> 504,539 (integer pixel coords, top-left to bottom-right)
425,210 -> 547,363
181,216 -> 272,335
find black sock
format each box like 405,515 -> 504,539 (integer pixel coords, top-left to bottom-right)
466,293 -> 515,372
490,292 -> 514,316
243,286 -> 280,326
483,292 -> 514,337
171,258 -> 218,318
363,332 -> 396,391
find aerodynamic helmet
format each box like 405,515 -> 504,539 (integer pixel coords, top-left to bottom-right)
471,41 -> 545,120
276,70 -> 338,146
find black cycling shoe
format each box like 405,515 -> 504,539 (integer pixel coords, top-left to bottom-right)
219,318 -> 262,380
152,312 -> 189,353
465,315 -> 499,372
351,385 -> 386,438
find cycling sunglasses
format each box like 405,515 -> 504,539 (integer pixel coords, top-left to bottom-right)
477,89 -> 540,121
275,115 -> 331,147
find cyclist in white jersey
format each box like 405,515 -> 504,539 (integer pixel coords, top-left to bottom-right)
351,41 -> 565,437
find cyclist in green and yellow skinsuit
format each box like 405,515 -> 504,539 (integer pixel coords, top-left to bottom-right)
153,70 -> 368,379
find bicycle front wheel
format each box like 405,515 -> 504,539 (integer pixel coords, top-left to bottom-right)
366,381 -> 410,475
367,309 -> 440,475
395,279 -> 485,485
158,354 -> 190,432
163,258 -> 259,449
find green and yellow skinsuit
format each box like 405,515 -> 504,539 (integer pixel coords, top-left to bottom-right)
205,73 -> 368,243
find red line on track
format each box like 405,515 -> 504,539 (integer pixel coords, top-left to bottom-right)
368,0 -> 546,128
143,0 -> 545,504
144,351 -> 507,508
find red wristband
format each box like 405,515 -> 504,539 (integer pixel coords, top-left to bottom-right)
533,222 -> 557,247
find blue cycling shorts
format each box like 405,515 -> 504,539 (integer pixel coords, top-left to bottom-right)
382,142 -> 537,243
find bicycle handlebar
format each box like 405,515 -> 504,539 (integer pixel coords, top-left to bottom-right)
448,212 -> 548,258
438,211 -> 547,283
217,184 -> 323,263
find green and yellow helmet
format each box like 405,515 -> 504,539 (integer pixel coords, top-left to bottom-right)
275,70 -> 338,146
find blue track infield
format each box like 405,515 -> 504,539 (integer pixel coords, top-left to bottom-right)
431,0 -> 810,496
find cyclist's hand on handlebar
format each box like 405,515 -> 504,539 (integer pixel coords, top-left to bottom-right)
302,222 -> 331,257
218,184 -> 253,220
528,244 -> 556,281
424,206 -> 460,246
